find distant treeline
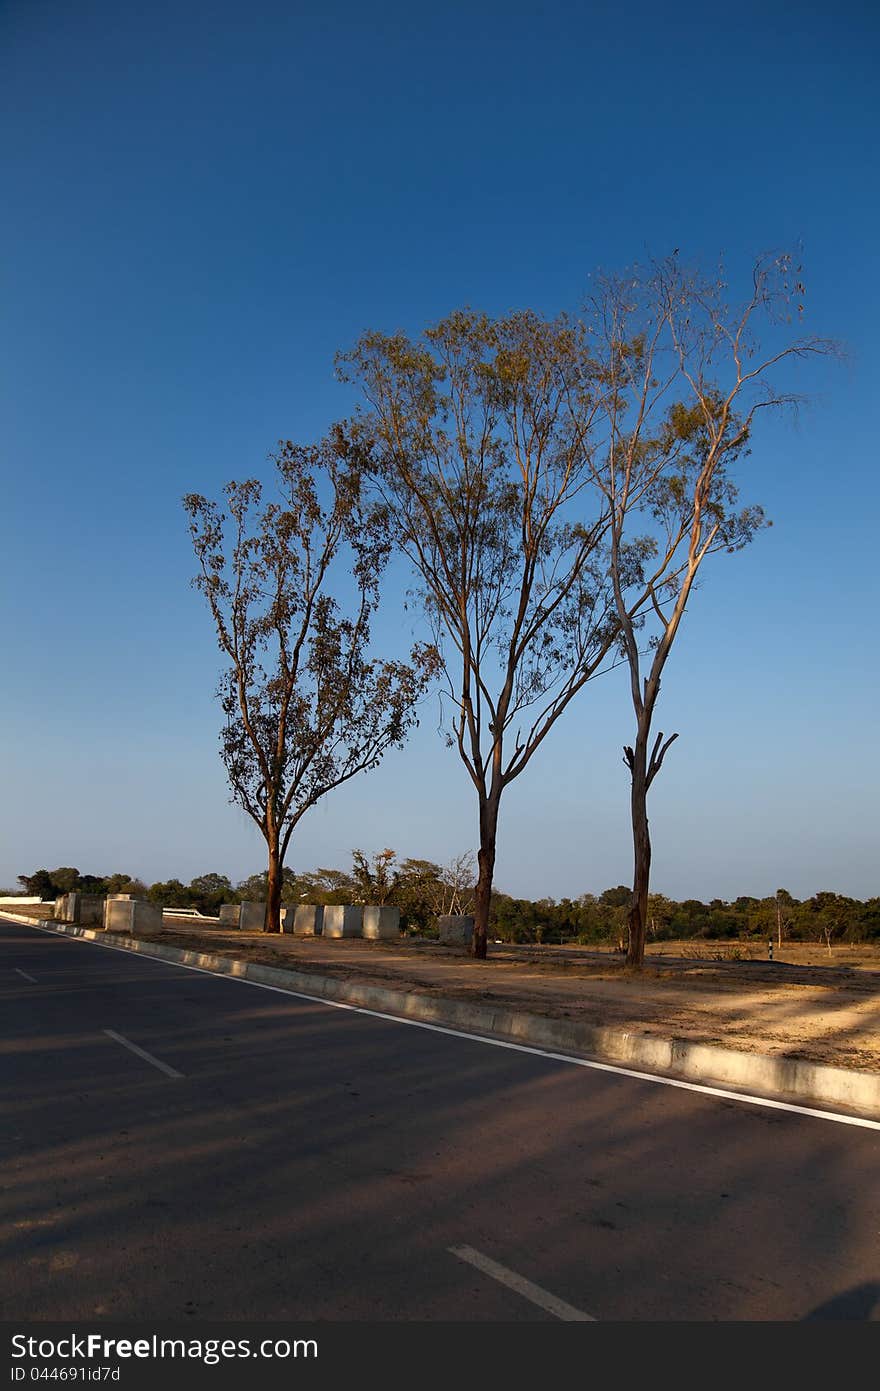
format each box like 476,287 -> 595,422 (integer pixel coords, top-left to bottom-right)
491,886 -> 880,947
11,861 -> 879,945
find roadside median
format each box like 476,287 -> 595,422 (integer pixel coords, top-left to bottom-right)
5,910 -> 880,1121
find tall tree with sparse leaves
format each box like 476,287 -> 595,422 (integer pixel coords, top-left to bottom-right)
339,311 -> 635,959
587,251 -> 837,966
184,435 -> 438,932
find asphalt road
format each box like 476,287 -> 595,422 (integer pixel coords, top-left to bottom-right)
2,914 -> 878,1321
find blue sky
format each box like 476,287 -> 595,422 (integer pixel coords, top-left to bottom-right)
2,0 -> 878,902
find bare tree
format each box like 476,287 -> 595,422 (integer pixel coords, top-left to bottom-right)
588,252 -> 836,966
436,850 -> 477,916
339,311 -> 627,958
184,435 -> 437,932
776,887 -> 796,949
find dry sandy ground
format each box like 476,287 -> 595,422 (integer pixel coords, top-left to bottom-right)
130,926 -> 880,1075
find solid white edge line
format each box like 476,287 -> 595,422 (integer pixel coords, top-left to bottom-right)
14,967 -> 37,982
103,1028 -> 184,1079
449,1244 -> 595,1321
13,917 -> 880,1132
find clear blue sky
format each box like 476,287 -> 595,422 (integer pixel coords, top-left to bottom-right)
2,0 -> 878,903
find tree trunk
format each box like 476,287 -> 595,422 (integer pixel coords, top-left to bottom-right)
473,795 -> 500,960
777,898 -> 782,949
626,730 -> 651,968
265,836 -> 282,934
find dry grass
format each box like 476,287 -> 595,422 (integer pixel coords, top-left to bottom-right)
644,939 -> 880,971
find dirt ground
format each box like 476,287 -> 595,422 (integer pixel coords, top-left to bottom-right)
131,924 -> 880,1075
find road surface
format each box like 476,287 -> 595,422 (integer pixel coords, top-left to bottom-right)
2,914 -> 878,1321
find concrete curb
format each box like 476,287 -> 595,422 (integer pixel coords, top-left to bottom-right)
6,912 -> 880,1119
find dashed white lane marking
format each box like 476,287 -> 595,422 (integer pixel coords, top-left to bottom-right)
450,1244 -> 595,1321
103,1029 -> 184,1079
13,916 -> 880,1132
14,968 -> 37,982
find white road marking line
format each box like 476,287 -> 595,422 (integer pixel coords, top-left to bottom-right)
18,919 -> 880,1132
103,1029 -> 184,1079
450,1244 -> 595,1321
14,968 -> 37,982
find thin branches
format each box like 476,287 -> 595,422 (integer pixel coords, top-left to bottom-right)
589,250 -> 838,965
184,433 -> 438,931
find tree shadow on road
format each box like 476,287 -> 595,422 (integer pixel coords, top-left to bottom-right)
803,1282 -> 880,1320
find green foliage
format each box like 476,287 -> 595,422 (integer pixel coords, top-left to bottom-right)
78,874 -> 106,894
391,858 -> 446,934
235,868 -> 301,904
103,873 -> 149,897
188,872 -> 233,914
16,866 -> 148,900
50,867 -> 81,893
17,869 -> 57,899
189,872 -> 232,897
350,848 -> 398,904
487,887 -> 880,945
599,885 -> 631,908
148,879 -> 191,908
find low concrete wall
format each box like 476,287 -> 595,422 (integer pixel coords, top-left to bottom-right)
238,901 -> 266,932
103,897 -> 163,934
218,904 -> 241,929
438,914 -> 474,946
292,904 -> 324,937
79,894 -> 105,925
56,892 -> 105,925
0,902 -> 54,918
362,906 -> 401,940
323,905 -> 363,939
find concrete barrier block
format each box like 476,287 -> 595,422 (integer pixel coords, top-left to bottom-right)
134,900 -> 163,932
292,904 -> 324,937
438,914 -> 474,946
103,897 -> 163,934
79,894 -> 105,925
362,905 -> 400,940
218,904 -> 241,929
322,905 -> 363,938
238,901 -> 266,932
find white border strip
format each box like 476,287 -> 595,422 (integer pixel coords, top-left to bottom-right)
11,917 -> 880,1132
103,1028 -> 184,1079
449,1244 -> 595,1321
